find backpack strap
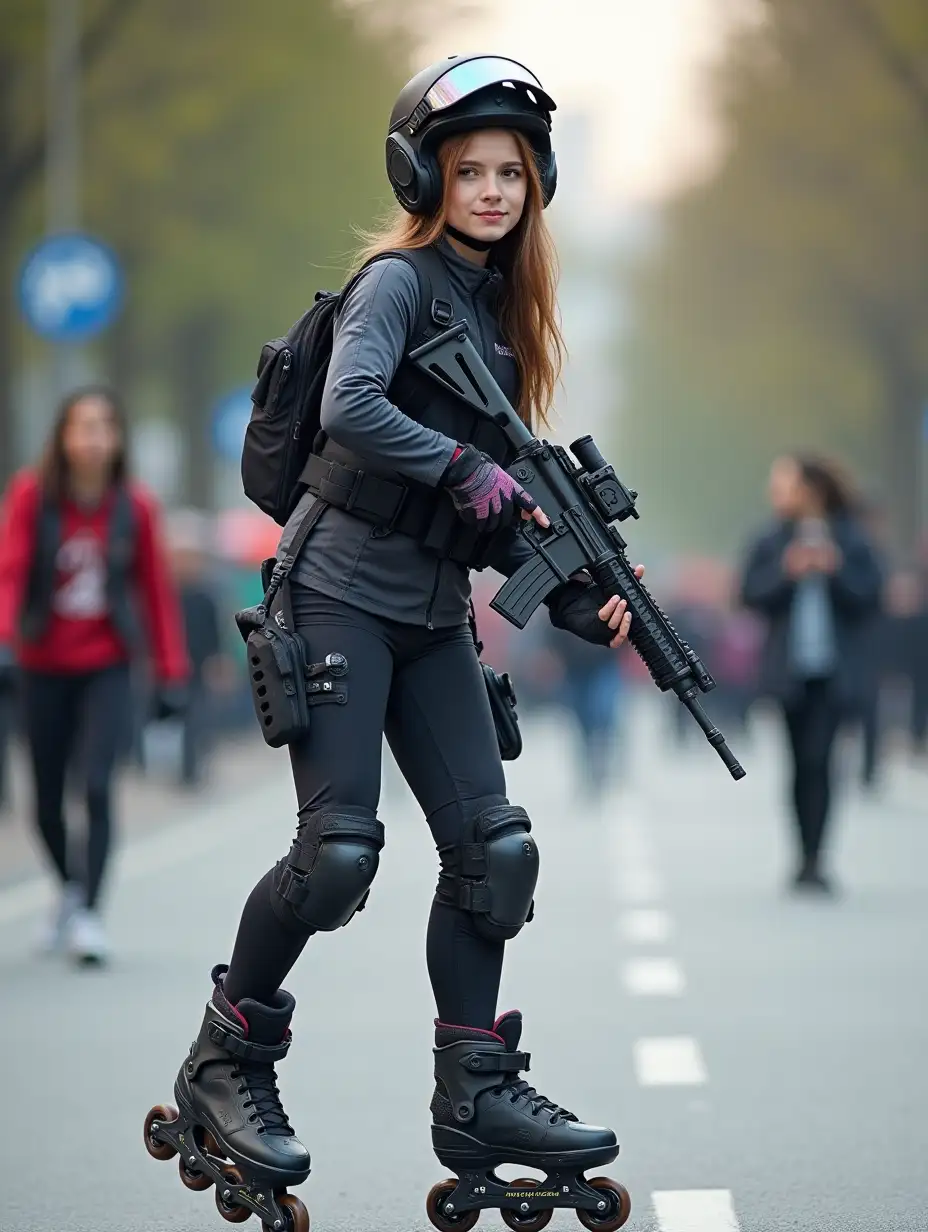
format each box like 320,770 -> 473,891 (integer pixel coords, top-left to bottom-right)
107,486 -> 136,562
340,244 -> 456,351
20,495 -> 60,643
401,244 -> 456,345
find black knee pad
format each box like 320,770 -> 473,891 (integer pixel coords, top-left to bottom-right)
274,805 -> 384,931
438,804 -> 539,943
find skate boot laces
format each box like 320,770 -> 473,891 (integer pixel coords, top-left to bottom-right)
231,1063 -> 294,1136
495,1076 -> 578,1125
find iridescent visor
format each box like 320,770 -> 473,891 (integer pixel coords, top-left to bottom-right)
423,57 -> 555,116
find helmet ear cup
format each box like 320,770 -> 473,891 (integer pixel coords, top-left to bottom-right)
385,132 -> 443,215
539,149 -> 557,208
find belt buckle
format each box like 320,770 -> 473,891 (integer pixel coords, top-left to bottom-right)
343,468 -> 364,512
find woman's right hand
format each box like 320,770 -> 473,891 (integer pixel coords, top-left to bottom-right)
442,443 -> 550,534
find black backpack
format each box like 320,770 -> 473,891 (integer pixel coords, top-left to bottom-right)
241,246 -> 449,526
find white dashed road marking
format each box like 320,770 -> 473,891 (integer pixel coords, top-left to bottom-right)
623,956 -> 685,996
652,1188 -> 741,1231
615,799 -> 738,1220
622,907 -> 674,943
633,1036 -> 708,1086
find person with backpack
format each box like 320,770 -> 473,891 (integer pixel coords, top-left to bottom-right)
144,56 -> 635,1232
0,386 -> 189,964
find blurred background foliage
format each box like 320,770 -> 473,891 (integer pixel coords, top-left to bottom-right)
1,0 -> 411,499
2,0 -> 926,566
619,0 -> 928,562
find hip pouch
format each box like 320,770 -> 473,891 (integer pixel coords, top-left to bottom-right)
481,661 -> 522,762
243,620 -> 309,748
236,604 -> 349,749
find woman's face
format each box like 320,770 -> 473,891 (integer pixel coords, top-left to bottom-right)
445,129 -> 528,245
61,395 -> 122,479
767,456 -> 804,518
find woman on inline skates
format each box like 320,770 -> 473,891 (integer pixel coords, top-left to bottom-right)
145,54 -> 636,1232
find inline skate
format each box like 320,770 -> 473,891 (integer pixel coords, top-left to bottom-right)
426,1012 -> 631,1232
143,964 -> 310,1231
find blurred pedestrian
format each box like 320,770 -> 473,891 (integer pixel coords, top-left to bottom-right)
0,386 -> 189,963
546,623 -> 625,798
884,568 -> 928,757
0,653 -> 14,816
741,454 -> 881,895
166,509 -> 236,788
853,501 -> 890,788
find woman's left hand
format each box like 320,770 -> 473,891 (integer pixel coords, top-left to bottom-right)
597,565 -> 645,649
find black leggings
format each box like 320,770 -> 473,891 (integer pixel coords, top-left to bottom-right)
783,679 -> 843,869
224,586 -> 513,1030
21,664 -> 132,909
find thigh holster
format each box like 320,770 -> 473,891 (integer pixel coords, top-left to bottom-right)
278,806 -> 385,931
438,804 -> 539,942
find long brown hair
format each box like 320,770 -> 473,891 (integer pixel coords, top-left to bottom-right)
354,131 -> 565,428
39,385 -> 128,502
794,454 -> 858,517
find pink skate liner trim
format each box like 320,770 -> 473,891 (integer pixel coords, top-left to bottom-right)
221,995 -> 250,1036
493,1010 -> 522,1032
434,1018 -> 504,1044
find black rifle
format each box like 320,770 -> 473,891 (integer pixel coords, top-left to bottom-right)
410,322 -> 745,781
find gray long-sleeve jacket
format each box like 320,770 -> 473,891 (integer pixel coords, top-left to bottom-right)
284,238 -> 535,627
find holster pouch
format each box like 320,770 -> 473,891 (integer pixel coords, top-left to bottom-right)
244,619 -> 311,748
481,662 -> 522,762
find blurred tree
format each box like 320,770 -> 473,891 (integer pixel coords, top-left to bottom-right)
3,0 -> 410,502
618,0 -> 928,563
1,0 -> 141,482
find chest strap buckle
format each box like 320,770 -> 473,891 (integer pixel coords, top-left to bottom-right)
431,298 -> 454,327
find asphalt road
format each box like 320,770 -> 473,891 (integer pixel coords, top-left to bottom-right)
1,694 -> 926,1232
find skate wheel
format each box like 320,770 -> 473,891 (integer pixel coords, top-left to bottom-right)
178,1154 -> 213,1191
426,1179 -> 480,1232
215,1166 -> 252,1223
263,1194 -> 310,1232
501,1179 -> 553,1231
143,1104 -> 179,1161
576,1178 -> 632,1232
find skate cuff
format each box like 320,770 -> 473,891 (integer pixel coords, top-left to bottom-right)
459,1049 -> 530,1074
208,1022 -> 292,1063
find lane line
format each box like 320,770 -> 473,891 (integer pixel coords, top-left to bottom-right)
633,1037 -> 707,1086
623,956 -> 685,996
653,1189 -> 741,1231
614,807 -> 665,903
621,908 -> 674,943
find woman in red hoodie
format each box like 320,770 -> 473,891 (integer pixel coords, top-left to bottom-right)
0,386 -> 189,964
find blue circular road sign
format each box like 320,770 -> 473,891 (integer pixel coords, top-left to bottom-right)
211,386 -> 255,463
18,233 -> 124,343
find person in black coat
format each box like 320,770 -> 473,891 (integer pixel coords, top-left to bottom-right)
741,455 -> 882,893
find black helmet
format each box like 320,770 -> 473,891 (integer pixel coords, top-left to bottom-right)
385,54 -> 558,216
